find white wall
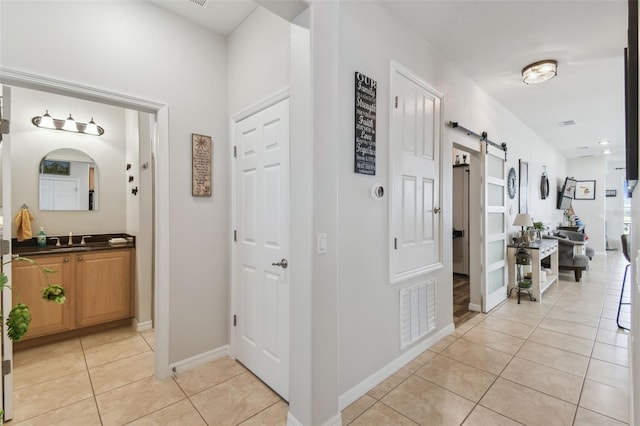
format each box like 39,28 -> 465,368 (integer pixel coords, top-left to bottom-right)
227,7 -> 290,116
1,1 -> 229,363
568,157 -> 607,253
333,1 -> 568,395
135,112 -> 154,326
605,159 -> 626,249
10,87 -> 127,236
125,110 -> 139,237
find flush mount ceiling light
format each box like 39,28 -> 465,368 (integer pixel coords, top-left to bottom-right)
598,140 -> 610,145
32,111 -> 104,136
522,60 -> 558,84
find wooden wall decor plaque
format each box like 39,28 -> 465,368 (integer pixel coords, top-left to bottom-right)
192,133 -> 212,197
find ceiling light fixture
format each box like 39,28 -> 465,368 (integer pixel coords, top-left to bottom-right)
32,111 -> 104,136
598,140 -> 610,145
522,59 -> 558,84
603,150 -> 611,155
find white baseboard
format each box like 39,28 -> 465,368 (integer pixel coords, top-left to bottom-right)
169,345 -> 230,375
338,323 -> 455,410
468,303 -> 482,312
322,413 -> 342,426
287,413 -> 304,426
132,319 -> 153,332
288,412 -> 341,426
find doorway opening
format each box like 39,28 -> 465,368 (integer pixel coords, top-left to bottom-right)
0,74 -> 167,421
451,146 -> 477,327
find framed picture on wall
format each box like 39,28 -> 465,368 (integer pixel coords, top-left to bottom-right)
575,180 -> 596,200
519,160 -> 528,213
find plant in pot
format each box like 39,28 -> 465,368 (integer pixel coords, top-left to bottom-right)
0,256 -> 64,420
531,221 -> 546,240
1,256 -> 65,340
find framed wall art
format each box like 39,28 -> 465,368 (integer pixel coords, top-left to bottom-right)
519,160 -> 528,214
192,133 -> 212,197
575,180 -> 596,200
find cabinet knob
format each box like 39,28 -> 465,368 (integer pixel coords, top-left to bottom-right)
64,257 -> 70,263
77,256 -> 83,262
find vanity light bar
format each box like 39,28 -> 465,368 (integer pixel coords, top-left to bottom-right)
32,111 -> 104,136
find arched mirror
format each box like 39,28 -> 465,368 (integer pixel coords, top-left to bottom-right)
39,148 -> 99,211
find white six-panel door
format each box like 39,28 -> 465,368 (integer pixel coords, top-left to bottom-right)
390,64 -> 443,284
482,142 -> 508,312
234,98 -> 289,400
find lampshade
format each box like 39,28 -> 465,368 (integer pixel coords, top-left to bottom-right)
522,60 -> 557,84
39,110 -> 55,129
62,114 -> 77,132
513,213 -> 533,228
85,118 -> 99,135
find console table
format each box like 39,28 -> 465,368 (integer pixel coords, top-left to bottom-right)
507,239 -> 559,302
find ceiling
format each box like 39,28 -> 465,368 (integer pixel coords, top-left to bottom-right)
148,0 -> 629,161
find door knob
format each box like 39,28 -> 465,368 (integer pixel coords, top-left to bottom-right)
272,258 -> 288,269
433,207 -> 441,214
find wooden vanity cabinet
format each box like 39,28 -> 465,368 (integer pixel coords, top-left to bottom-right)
12,254 -> 74,339
11,248 -> 134,340
75,249 -> 133,327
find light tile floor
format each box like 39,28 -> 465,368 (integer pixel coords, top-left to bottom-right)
343,252 -> 631,425
8,253 -> 631,425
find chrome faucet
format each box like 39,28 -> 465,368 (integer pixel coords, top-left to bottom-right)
49,237 -> 61,247
68,232 -> 73,246
81,236 -> 92,245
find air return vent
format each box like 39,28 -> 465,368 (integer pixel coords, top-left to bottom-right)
189,0 -> 207,6
400,279 -> 436,350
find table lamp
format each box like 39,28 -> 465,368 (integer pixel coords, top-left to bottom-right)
513,213 -> 533,242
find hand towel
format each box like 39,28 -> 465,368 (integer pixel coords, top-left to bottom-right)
15,208 -> 35,242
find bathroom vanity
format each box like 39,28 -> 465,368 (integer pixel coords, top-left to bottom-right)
11,234 -> 135,342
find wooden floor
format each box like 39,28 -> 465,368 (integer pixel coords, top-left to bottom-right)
453,273 -> 478,327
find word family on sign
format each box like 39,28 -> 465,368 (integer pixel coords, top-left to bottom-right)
354,71 -> 377,175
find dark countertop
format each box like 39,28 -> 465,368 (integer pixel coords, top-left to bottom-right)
12,233 -> 135,257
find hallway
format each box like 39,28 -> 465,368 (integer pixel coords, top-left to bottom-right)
343,252 -> 630,425
8,252 -> 630,425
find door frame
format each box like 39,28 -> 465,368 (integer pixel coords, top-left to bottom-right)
229,87 -> 290,360
0,68 -> 172,380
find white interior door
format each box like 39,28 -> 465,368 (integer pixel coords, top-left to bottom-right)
1,84 -> 14,421
235,98 -> 289,400
390,63 -> 442,283
482,142 -> 508,312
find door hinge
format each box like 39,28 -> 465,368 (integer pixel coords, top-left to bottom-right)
2,359 -> 11,375
394,238 -> 398,250
233,146 -> 237,158
0,119 -> 9,135
394,96 -> 398,108
233,315 -> 237,327
1,240 -> 10,256
233,230 -> 237,242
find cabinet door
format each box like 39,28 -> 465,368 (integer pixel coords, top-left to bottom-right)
12,254 -> 73,339
75,250 -> 133,327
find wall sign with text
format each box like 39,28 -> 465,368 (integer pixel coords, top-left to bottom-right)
354,72 -> 377,175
